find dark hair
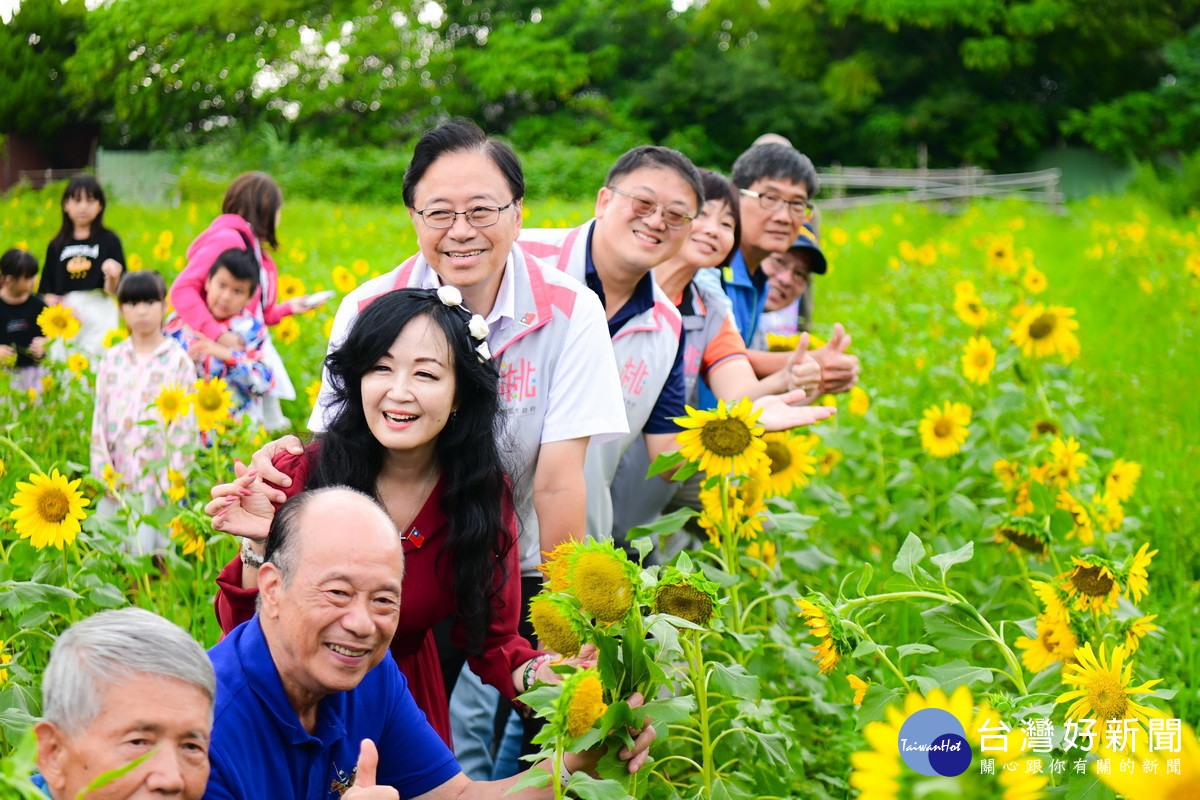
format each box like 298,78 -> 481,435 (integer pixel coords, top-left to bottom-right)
0,249 -> 38,281
116,270 -> 167,305
222,172 -> 282,249
264,486 -> 396,586
209,248 -> 260,293
52,175 -> 107,248
310,288 -> 511,652
605,146 -> 704,211
731,143 -> 820,197
402,118 -> 525,209
698,170 -> 742,269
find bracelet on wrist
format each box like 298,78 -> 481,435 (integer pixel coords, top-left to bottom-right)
240,537 -> 265,569
522,654 -> 552,692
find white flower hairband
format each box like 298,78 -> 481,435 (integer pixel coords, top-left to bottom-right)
436,285 -> 491,362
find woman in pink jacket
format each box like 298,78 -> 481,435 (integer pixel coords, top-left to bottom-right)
169,172 -> 328,427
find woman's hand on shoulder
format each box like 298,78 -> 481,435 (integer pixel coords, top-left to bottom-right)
205,461 -> 274,541
248,434 -> 305,502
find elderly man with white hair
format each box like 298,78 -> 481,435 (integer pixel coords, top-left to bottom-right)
33,607 -> 216,800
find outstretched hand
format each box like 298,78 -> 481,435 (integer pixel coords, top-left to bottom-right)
752,389 -> 837,431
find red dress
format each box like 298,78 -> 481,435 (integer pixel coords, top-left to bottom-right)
213,449 -> 540,746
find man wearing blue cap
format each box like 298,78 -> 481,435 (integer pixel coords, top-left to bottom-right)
754,222 -> 827,347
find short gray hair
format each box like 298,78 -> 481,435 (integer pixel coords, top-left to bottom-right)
41,607 -> 215,734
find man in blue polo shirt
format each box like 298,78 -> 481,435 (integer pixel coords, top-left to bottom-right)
204,486 -> 653,800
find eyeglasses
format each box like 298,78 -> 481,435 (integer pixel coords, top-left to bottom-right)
607,186 -> 694,229
739,189 -> 814,221
414,201 -> 516,229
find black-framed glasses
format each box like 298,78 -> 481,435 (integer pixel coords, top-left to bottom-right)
739,188 -> 814,221
607,186 -> 694,229
414,201 -> 516,229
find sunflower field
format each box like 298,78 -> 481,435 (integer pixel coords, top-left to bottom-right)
1,184 -> 1199,799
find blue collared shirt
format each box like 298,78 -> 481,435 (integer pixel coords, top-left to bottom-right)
204,617 -> 460,800
583,227 -> 687,434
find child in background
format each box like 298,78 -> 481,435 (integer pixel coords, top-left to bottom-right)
0,249 -> 49,391
91,271 -> 197,554
165,248 -> 274,424
40,175 -> 126,355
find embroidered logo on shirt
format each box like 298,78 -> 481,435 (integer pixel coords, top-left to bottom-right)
330,763 -> 355,797
620,357 -> 650,397
519,312 -> 536,326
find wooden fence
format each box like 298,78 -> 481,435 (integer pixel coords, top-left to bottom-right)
816,166 -> 1064,211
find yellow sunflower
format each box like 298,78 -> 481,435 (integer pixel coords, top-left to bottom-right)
0,641 -> 11,685
953,280 -> 977,301
351,258 -> 370,276
101,327 -> 127,348
848,385 -> 870,416
10,469 -> 91,550
960,335 -> 996,385
1057,643 -> 1161,724
847,674 -> 869,705
528,594 -> 585,657
1187,252 -> 1200,280
850,686 -> 1047,799
993,518 -> 1049,560
559,671 -> 608,740
760,431 -> 817,498
1123,543 -> 1156,604
818,447 -> 841,475
1118,615 -> 1158,655
993,458 -> 1020,489
1047,436 -> 1088,488
744,539 -> 777,575
1021,267 -> 1047,294
952,293 -> 990,328
191,376 -> 233,430
765,332 -> 801,352
1010,303 -> 1080,362
167,469 -> 186,503
654,568 -> 720,627
100,463 -> 123,495
1055,489 -> 1094,545
918,401 -> 972,457
985,234 -> 1019,274
154,382 -> 191,426
537,539 -> 579,593
1090,491 -> 1124,533
1099,720 -> 1200,798
565,542 -> 638,624
1059,556 -> 1121,614
1031,579 -> 1070,622
1015,613 -> 1078,673
332,265 -> 357,294
1104,458 -> 1142,502
795,595 -> 852,674
1029,419 -> 1059,439
37,305 -> 81,340
1012,480 -> 1034,515
169,514 -> 207,560
275,315 -> 300,345
66,353 -> 89,376
277,274 -> 306,301
675,398 -> 768,477
697,472 -> 767,543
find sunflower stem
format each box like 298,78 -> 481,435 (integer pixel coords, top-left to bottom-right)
0,434 -> 43,473
844,621 -> 912,691
685,629 -> 717,795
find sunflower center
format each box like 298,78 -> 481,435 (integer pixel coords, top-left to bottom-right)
1001,527 -> 1045,554
933,418 -> 954,437
1033,420 -> 1059,436
1028,313 -> 1058,340
700,418 -> 753,458
1071,566 -> 1114,597
1086,671 -> 1129,720
973,352 -> 989,367
764,439 -> 792,473
196,391 -> 223,412
36,489 -> 71,524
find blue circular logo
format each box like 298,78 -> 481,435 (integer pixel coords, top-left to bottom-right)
897,708 -> 973,776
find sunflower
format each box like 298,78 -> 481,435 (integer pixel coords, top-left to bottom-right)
528,594 -> 586,657
675,398 -> 769,477
986,234 -> 1018,273
538,539 -> 579,593
332,265 -> 357,294
1104,458 -> 1142,502
1015,614 -> 1078,673
848,385 -> 870,416
795,595 -> 853,674
1118,616 -> 1158,655
992,458 -> 1020,489
101,327 -> 127,348
37,305 -> 81,340
66,353 -> 89,376
654,568 -> 720,627
351,258 -> 370,276
918,401 -> 972,457
154,382 -> 191,426
1010,303 -> 1080,363
953,280 -> 977,301
1021,267 -> 1047,294
10,469 -> 91,550
191,376 -> 233,430
1099,721 -> 1200,798
1188,252 -> 1200,281
1031,580 -> 1070,622
760,432 -> 817,497
277,274 -> 306,301
847,674 -> 869,705
960,335 -> 996,385
169,513 -> 207,560
275,316 -> 301,345
850,686 -> 1047,800
1059,556 -> 1121,614
744,539 -> 777,575
698,472 -> 767,543
565,542 -> 638,624
993,518 -> 1050,559
167,469 -> 186,503
1090,492 -> 1124,533
765,332 -> 801,352
1012,480 -> 1034,515
557,671 -> 608,740
818,448 -> 841,475
0,641 -> 10,685
1029,419 -> 1059,439
1057,643 -> 1161,724
1047,436 -> 1088,488
1055,490 -> 1094,545
952,293 -> 990,328
1123,543 -> 1156,604
100,464 -> 123,495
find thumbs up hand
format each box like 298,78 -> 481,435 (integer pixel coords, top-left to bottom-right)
343,740 -> 398,799
810,323 -> 861,395
783,332 -> 821,398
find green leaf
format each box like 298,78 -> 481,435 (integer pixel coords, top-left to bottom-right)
74,749 -> 155,799
896,643 -> 939,658
566,772 -> 632,800
509,764 -> 554,793
945,493 -> 981,525
625,506 -> 696,539
709,662 -> 760,701
921,604 -> 992,652
913,660 -> 994,694
88,583 -> 126,608
855,562 -> 874,596
638,695 -> 696,726
930,541 -> 975,579
647,450 -> 684,477
857,686 -> 903,729
892,533 -> 926,578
